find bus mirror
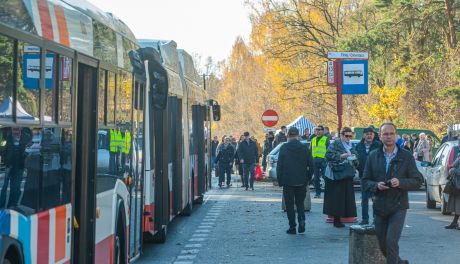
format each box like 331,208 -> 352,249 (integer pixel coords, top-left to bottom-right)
139,47 -> 168,110
212,104 -> 221,121
128,51 -> 145,77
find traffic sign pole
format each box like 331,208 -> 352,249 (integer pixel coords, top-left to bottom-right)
337,59 -> 343,133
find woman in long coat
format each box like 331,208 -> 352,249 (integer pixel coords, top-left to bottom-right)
445,138 -> 460,229
324,127 -> 357,228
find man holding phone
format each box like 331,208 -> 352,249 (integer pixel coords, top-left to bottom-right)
362,122 -> 422,264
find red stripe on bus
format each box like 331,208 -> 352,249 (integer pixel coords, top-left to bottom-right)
143,203 -> 154,233
170,192 -> 173,221
54,5 -> 70,46
95,235 -> 114,264
37,210 -> 50,264
55,205 -> 67,262
37,0 -> 54,41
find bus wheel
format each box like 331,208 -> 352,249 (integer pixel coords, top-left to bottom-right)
114,218 -> 126,264
4,247 -> 20,264
154,225 -> 167,243
194,195 -> 204,205
181,202 -> 192,216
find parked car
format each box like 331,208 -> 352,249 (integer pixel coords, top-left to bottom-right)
419,141 -> 459,214
267,140 -> 310,185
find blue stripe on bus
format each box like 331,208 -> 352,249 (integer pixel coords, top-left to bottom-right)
18,215 -> 31,264
0,210 -> 10,235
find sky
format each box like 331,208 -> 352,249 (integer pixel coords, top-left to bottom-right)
88,0 -> 253,64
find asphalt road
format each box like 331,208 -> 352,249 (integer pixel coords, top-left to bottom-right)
137,175 -> 460,264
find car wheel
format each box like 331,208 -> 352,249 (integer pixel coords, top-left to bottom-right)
426,184 -> 436,209
441,192 -> 451,215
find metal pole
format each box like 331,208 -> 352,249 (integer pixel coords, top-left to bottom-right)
336,59 -> 343,133
203,75 -> 212,189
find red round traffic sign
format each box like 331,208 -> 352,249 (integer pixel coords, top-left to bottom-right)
261,109 -> 279,127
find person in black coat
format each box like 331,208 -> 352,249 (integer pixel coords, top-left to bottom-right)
362,123 -> 422,264
324,127 -> 358,228
355,127 -> 382,225
262,132 -> 274,173
237,131 -> 258,191
277,127 -> 313,234
274,126 -> 287,147
215,137 -> 235,188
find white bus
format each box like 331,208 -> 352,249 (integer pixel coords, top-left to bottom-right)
0,1 -> 219,263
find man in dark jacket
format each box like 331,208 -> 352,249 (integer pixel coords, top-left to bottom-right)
355,127 -> 382,225
277,127 -> 313,234
262,132 -> 274,173
274,126 -> 287,147
237,132 -> 259,191
300,128 -> 311,140
215,136 -> 235,188
362,123 -> 422,264
211,136 -> 219,171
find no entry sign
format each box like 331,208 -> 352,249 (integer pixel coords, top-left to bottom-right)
261,109 -> 279,127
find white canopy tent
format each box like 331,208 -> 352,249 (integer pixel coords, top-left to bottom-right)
286,115 -> 315,136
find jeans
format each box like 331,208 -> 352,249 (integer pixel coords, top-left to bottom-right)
211,156 -> 217,170
374,209 -> 407,264
361,189 -> 372,221
0,167 -> 24,208
283,185 -> 307,228
313,159 -> 325,195
242,163 -> 255,189
262,154 -> 268,172
218,163 -> 232,185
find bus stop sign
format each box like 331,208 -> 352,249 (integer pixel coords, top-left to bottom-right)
261,109 -> 279,127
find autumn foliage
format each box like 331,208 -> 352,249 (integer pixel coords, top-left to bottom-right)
206,0 -> 460,140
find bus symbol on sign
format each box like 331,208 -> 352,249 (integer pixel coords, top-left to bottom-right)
344,70 -> 363,78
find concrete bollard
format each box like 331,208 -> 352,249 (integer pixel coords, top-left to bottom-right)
349,225 -> 386,264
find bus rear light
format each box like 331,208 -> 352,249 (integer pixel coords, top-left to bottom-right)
96,208 -> 100,219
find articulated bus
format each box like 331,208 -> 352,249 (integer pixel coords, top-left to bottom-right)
0,0 -> 219,263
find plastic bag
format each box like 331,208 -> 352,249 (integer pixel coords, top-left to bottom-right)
254,163 -> 263,181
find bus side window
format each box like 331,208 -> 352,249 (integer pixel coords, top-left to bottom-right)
17,41 -> 40,121
0,34 -> 14,121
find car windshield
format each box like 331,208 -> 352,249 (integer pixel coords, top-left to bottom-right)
268,140 -> 311,156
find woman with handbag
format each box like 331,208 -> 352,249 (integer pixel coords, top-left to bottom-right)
445,138 -> 460,229
324,127 -> 358,228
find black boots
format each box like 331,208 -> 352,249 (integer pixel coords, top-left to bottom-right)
333,216 -> 345,228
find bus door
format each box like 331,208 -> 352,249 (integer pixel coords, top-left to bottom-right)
168,96 -> 183,216
74,59 -> 98,263
152,106 -> 170,241
129,78 -> 145,259
192,105 -> 205,203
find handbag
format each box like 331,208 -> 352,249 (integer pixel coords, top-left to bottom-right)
254,164 -> 263,181
329,161 -> 355,181
444,174 -> 460,196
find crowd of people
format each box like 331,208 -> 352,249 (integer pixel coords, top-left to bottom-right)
210,123 -> 460,264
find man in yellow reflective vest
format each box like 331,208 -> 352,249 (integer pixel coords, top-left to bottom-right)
109,125 -> 123,175
311,125 -> 330,198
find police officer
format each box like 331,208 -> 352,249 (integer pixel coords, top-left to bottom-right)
311,125 -> 329,198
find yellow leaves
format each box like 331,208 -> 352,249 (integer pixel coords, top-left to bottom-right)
364,85 -> 407,124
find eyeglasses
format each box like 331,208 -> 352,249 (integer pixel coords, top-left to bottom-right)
344,135 -> 353,138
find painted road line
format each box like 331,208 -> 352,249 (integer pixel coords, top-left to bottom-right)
185,244 -> 202,248
181,249 -> 200,254
189,238 -> 206,242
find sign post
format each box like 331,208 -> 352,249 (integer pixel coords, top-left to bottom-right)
327,52 -> 368,132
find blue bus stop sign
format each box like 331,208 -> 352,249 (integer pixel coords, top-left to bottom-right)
342,60 -> 368,94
